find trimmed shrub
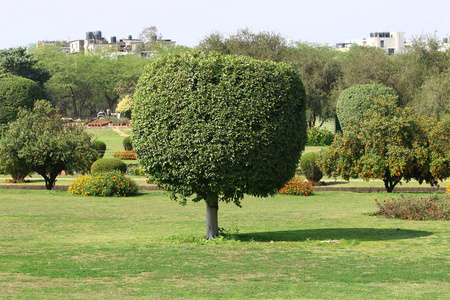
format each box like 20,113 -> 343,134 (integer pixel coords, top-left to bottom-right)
93,140 -> 106,158
375,194 -> 450,220
68,170 -> 139,197
91,158 -> 127,173
113,150 -> 137,160
0,76 -> 42,124
278,176 -> 313,196
299,152 -> 323,182
123,136 -> 133,151
307,127 -> 334,146
336,84 -> 399,130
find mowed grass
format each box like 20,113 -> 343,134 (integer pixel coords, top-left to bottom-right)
0,190 -> 449,299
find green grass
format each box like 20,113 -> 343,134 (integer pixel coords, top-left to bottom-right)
0,190 -> 448,299
87,128 -> 132,159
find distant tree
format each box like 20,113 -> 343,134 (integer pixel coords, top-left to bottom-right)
0,100 -> 98,189
336,84 -> 399,130
0,47 -> 50,85
139,26 -> 161,43
409,70 -> 450,120
0,76 -> 42,125
116,95 -> 133,118
133,51 -> 307,239
287,42 -> 342,127
336,46 -> 394,97
318,100 -> 449,192
198,28 -> 290,62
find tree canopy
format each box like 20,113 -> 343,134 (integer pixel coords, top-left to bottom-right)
132,51 -> 307,239
318,99 -> 450,192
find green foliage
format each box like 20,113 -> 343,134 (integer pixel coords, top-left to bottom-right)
133,50 -> 307,207
91,158 -> 127,174
0,100 -> 98,189
68,170 -> 139,197
299,152 -> 323,182
123,136 -> 133,150
375,194 -> 450,220
318,100 -> 450,192
336,84 -> 399,130
0,76 -> 42,124
306,127 -> 334,146
0,47 -> 50,85
277,176 -> 313,196
93,140 -> 106,158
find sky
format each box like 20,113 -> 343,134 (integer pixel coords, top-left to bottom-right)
0,0 -> 449,50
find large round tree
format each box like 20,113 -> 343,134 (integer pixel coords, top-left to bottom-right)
133,51 -> 307,239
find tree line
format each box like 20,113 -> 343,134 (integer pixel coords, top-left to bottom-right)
0,28 -> 448,124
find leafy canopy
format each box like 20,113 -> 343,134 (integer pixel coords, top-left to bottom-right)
0,100 -> 98,189
133,51 -> 307,206
318,99 -> 450,192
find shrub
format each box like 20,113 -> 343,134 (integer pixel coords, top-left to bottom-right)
113,150 -> 137,160
116,95 -> 133,119
93,140 -> 106,158
68,170 -> 139,197
375,194 -> 450,220
299,152 -> 323,182
307,127 -> 334,146
278,176 -> 313,196
336,84 -> 399,130
123,136 -> 133,151
91,158 -> 127,173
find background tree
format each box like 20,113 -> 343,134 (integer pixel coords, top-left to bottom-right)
139,26 -> 160,43
0,100 -> 98,189
133,51 -> 307,239
0,47 -> 50,86
336,84 -> 399,130
0,76 -> 43,126
287,42 -> 341,127
318,100 -> 447,192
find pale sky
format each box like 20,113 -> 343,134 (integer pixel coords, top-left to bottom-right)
0,0 -> 449,50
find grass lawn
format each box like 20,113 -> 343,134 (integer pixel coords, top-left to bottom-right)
0,190 -> 448,299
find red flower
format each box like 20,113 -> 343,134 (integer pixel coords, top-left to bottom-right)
404,216 -> 409,220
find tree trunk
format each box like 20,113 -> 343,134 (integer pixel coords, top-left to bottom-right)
205,195 -> 219,240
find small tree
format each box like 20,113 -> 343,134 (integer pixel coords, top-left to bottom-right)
0,100 -> 98,189
318,99 -> 449,192
336,84 -> 399,130
133,51 -> 307,239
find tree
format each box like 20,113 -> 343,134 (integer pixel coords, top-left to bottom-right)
116,95 -> 133,118
132,51 -> 307,239
0,76 -> 43,125
0,47 -> 51,85
198,28 -> 290,62
287,42 -> 342,127
139,26 -> 160,43
0,100 -> 98,189
318,100 -> 449,192
336,84 -> 399,130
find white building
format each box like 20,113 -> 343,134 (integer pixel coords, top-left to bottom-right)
336,31 -> 405,55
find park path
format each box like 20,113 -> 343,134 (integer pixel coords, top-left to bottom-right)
112,127 -> 130,137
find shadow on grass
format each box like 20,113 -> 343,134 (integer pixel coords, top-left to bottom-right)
234,228 -> 432,242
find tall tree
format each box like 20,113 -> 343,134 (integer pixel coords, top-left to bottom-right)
133,51 -> 307,239
0,47 -> 50,85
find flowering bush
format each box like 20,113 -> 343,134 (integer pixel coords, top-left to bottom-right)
278,176 -> 313,196
447,182 -> 450,194
68,170 -> 139,197
375,194 -> 450,220
113,151 -> 137,160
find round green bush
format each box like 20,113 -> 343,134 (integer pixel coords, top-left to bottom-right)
299,152 -> 323,182
123,136 -> 133,151
93,140 -> 106,158
91,158 -> 127,174
68,170 -> 139,197
336,84 -> 399,130
0,76 -> 43,124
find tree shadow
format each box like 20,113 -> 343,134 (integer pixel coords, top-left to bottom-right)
234,228 -> 432,242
